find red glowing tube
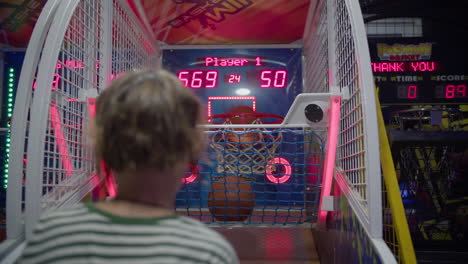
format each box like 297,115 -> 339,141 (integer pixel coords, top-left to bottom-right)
208,96 -> 255,100
88,99 -> 117,197
49,103 -> 73,177
266,157 -> 292,184
183,173 -> 198,184
100,160 -> 117,197
182,164 -> 199,184
207,96 -> 256,118
318,96 -> 341,225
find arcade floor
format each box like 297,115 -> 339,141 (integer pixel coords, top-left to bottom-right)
214,226 -> 320,263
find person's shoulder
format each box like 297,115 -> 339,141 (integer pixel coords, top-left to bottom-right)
33,202 -> 105,233
37,203 -> 90,222
169,216 -> 239,262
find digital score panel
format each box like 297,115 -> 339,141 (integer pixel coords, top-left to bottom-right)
377,74 -> 468,104
390,83 -> 467,100
373,60 -> 468,104
370,40 -> 468,105
176,58 -> 289,89
162,49 -> 302,118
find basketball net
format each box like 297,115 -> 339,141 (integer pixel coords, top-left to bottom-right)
209,116 -> 283,177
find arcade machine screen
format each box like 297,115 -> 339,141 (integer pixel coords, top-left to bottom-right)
163,48 -> 313,220
162,48 -> 303,121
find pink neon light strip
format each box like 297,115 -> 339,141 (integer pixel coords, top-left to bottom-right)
207,96 -> 255,100
182,164 -> 199,184
88,98 -> 117,197
49,103 -> 73,177
100,160 -> 117,197
318,96 -> 341,225
207,96 -> 256,118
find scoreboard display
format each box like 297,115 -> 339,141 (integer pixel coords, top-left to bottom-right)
370,39 -> 468,104
162,48 -> 303,119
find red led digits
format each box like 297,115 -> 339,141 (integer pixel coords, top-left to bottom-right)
260,70 -> 287,88
445,84 -> 466,99
407,85 -> 417,99
457,84 -> 466,97
260,70 -> 272,87
274,70 -> 287,88
191,71 -> 203,88
228,74 -> 241,83
177,70 -> 218,88
178,71 -> 189,87
206,71 -> 217,88
255,57 -> 262,66
446,85 -> 456,98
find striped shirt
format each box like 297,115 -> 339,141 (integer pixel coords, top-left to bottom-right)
19,203 -> 239,264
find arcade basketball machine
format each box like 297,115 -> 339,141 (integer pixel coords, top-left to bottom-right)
0,0 -> 414,263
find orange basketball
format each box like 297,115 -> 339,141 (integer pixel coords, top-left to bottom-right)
226,131 -> 259,144
225,105 -> 259,144
208,176 -> 255,222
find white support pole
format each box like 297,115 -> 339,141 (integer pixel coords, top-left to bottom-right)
346,0 -> 382,239
100,0 -> 113,88
24,0 -> 80,239
6,0 -> 61,240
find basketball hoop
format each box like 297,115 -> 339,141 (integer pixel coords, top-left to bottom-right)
207,112 -> 284,222
209,112 -> 284,176
209,112 -> 284,125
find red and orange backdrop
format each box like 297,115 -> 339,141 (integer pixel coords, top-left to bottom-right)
0,0 -> 311,48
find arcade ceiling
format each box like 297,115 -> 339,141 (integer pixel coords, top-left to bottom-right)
0,0 -> 312,48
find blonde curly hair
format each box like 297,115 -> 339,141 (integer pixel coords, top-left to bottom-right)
94,69 -> 204,173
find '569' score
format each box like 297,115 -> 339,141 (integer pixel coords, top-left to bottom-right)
177,69 -> 288,89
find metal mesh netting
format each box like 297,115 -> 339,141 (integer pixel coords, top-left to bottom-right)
27,0 -> 159,212
211,128 -> 282,176
396,145 -> 468,243
111,0 -> 159,77
303,0 -> 329,94
176,128 -> 324,225
334,0 -> 369,207
40,0 -> 103,209
388,105 -> 468,249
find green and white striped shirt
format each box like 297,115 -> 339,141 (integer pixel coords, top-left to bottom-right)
19,203 -> 239,264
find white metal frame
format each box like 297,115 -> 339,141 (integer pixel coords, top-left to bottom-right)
18,0 -> 160,239
304,0 -> 382,240
6,0 -> 62,240
343,0 -> 382,239
2,0 -> 391,261
25,0 -> 82,239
